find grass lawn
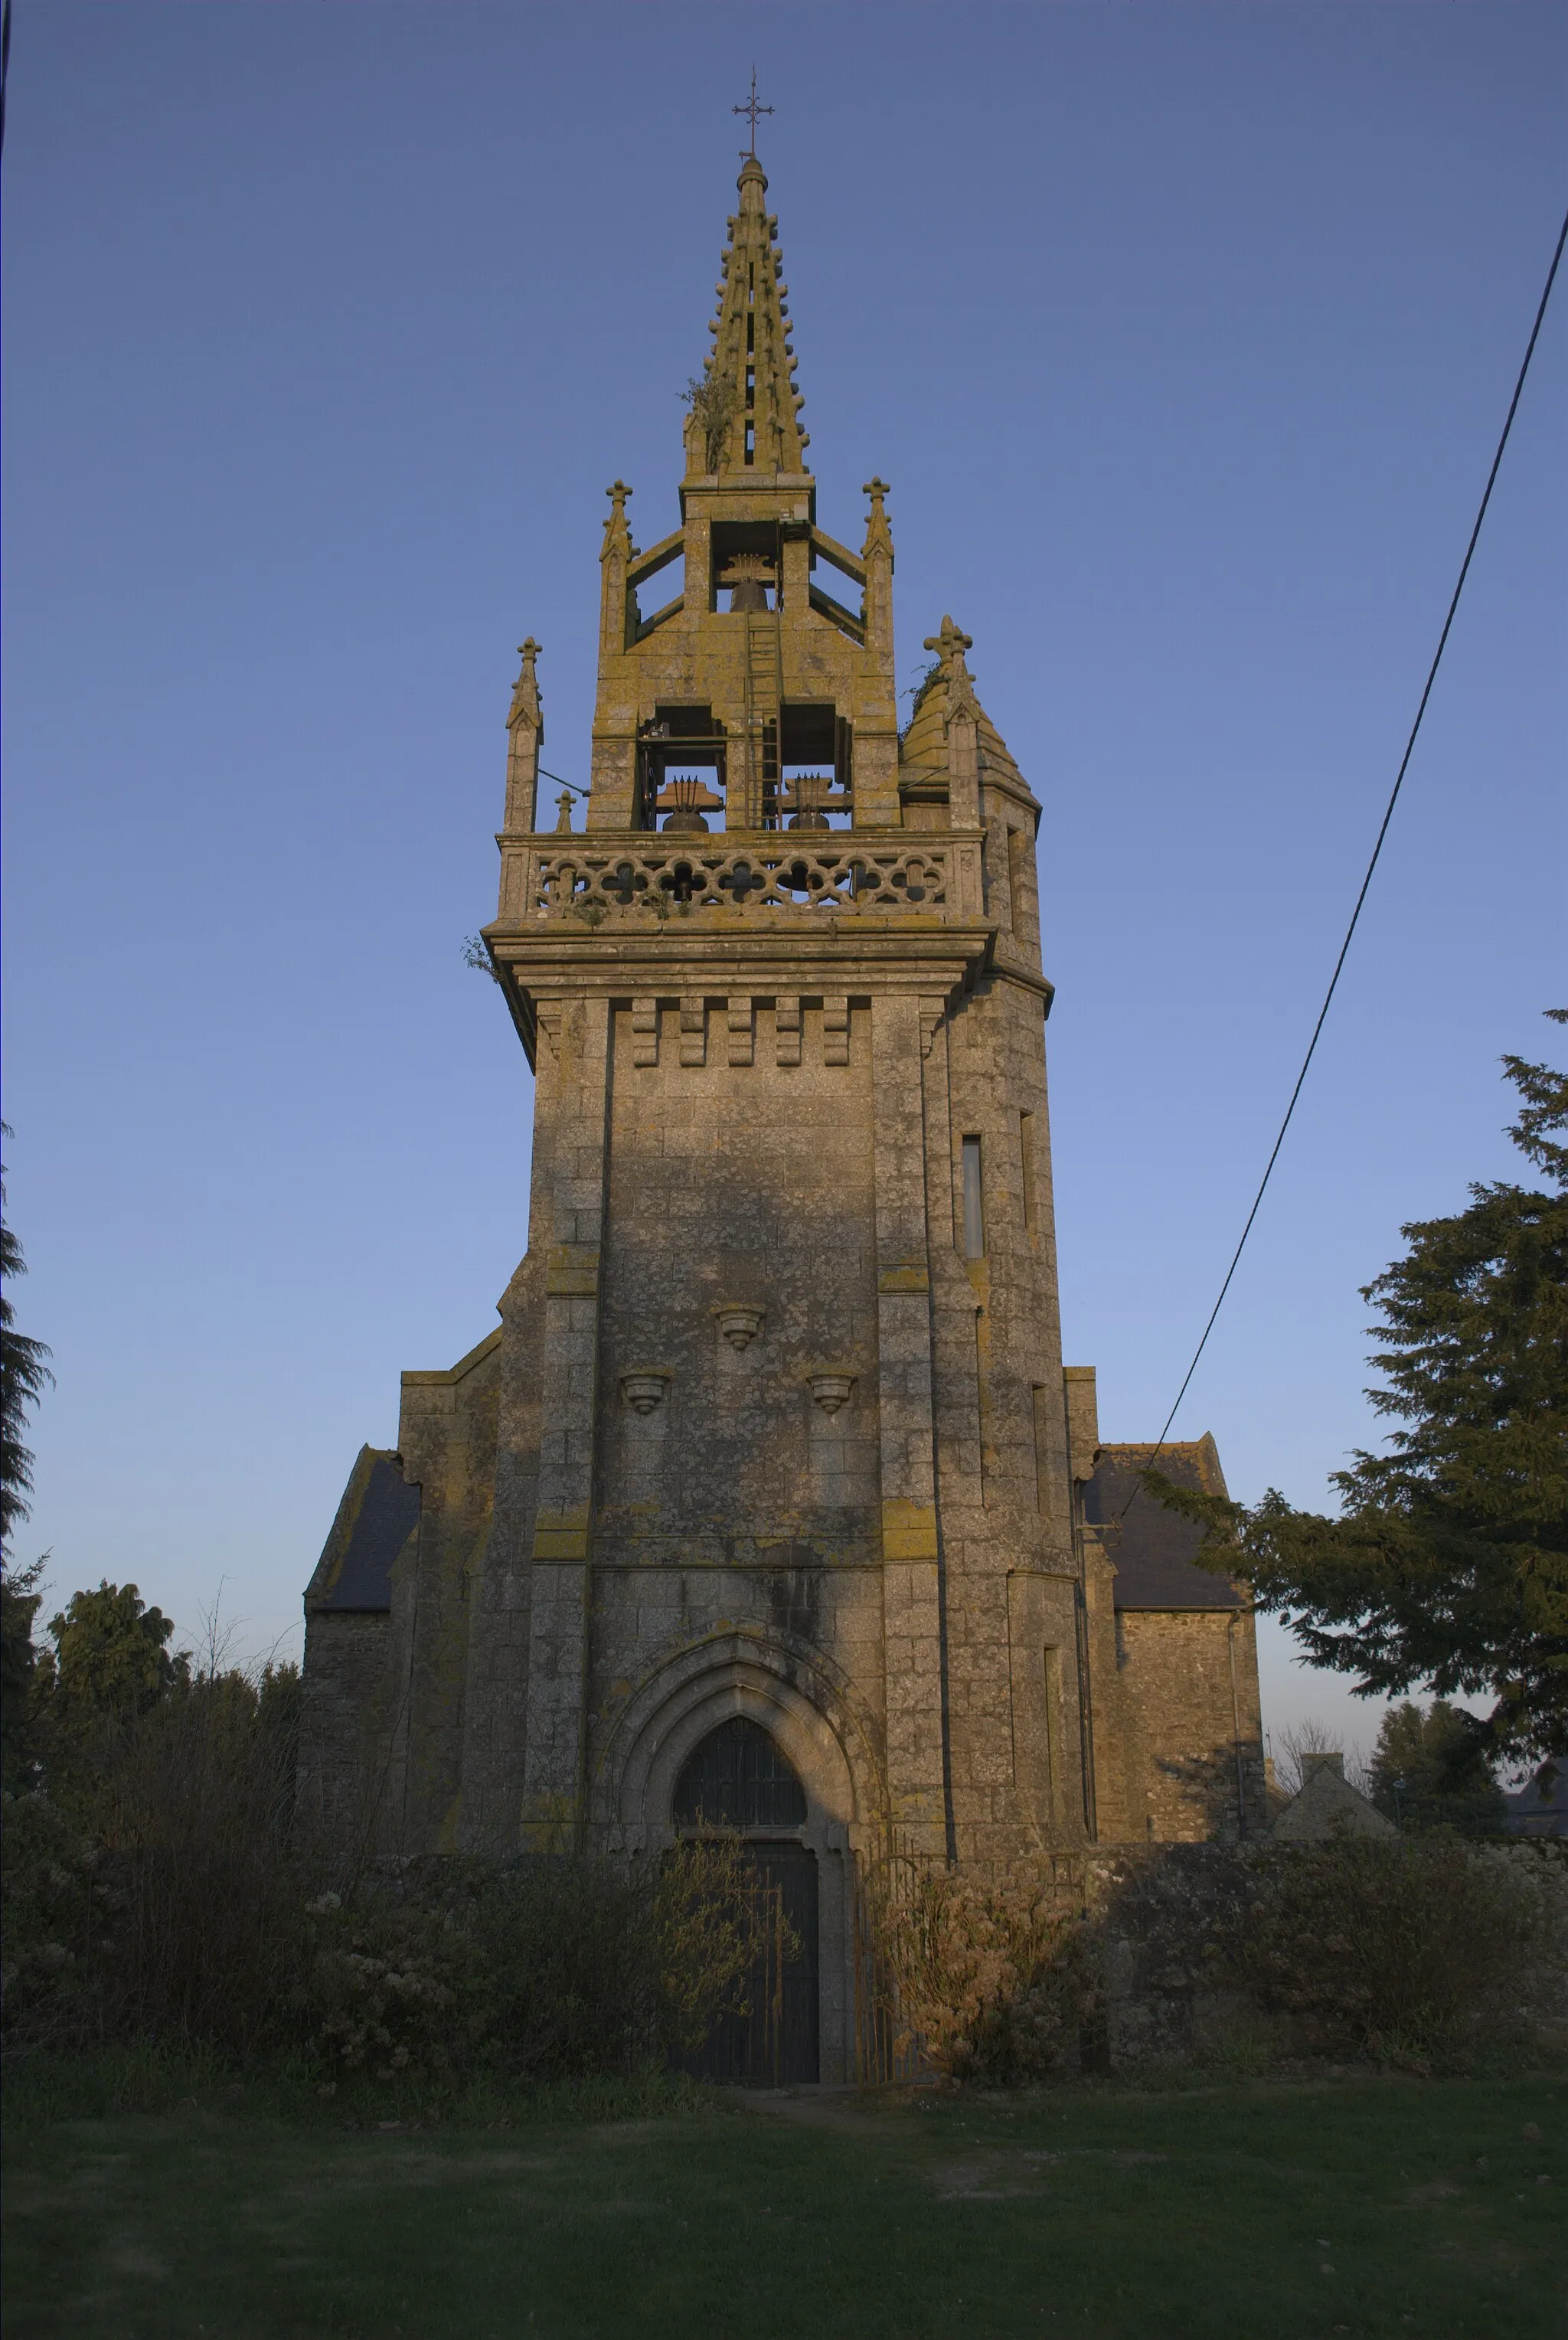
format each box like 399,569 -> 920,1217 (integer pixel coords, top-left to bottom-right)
3,2068 -> 1564,2338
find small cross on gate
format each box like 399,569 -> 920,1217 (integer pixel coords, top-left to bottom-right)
733,67 -> 773,159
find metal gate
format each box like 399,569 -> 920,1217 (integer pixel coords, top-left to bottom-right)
690,1841 -> 820,2085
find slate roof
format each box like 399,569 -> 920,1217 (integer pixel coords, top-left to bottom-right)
1083,1436 -> 1245,1611
305,1446 -> 420,1614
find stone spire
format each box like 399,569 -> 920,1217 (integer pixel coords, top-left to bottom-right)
504,637 -> 543,831
684,155 -> 809,482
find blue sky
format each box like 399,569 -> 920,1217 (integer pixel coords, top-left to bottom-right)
3,2 -> 1563,1767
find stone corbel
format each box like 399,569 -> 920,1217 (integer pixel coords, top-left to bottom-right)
534,1004 -> 564,1063
621,1368 -> 673,1417
808,1368 -> 857,1417
713,1305 -> 765,1352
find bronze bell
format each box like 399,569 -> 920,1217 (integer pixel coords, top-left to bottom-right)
724,556 -> 774,613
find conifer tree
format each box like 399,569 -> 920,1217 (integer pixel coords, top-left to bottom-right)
1148,1015 -> 1568,1763
1,1128 -> 54,1783
46,1581 -> 191,1720
0,1124 -> 53,1551
1367,1699 -> 1507,1834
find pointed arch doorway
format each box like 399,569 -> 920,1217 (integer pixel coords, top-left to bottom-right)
674,1716 -> 821,2084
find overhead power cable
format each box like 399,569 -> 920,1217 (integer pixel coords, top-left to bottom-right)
1132,199 -> 1568,1489
1,0 -> 12,163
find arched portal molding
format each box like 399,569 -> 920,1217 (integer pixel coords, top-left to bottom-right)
594,1625 -> 887,1851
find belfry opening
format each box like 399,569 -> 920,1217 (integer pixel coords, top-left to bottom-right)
299,132 -> 1266,2085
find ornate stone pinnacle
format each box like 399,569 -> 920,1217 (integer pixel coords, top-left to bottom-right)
601,482 -> 634,567
506,639 -> 542,737
862,479 -> 893,564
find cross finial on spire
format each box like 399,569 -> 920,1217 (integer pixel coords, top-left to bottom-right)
508,636 -> 542,721
601,481 -> 634,567
733,66 -> 773,159
925,614 -> 974,666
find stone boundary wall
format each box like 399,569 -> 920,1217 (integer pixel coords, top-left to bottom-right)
1080,1838 -> 1568,2070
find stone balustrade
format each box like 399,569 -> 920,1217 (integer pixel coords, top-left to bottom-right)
496,834 -> 984,927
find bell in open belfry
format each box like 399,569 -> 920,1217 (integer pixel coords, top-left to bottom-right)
724,555 -> 773,612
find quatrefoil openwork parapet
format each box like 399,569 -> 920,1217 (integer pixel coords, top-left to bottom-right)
529,842 -> 949,920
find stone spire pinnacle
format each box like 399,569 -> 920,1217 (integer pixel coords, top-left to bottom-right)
503,637 -> 543,831
684,155 -> 809,482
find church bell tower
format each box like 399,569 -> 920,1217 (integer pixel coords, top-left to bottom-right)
482,142 -> 1086,1877
299,131 -> 1266,2087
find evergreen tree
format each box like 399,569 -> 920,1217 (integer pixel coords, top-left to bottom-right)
1368,1699 -> 1507,1835
1148,1015 -> 1568,1763
0,1124 -> 54,1550
1,1128 -> 54,1783
47,1581 -> 190,1721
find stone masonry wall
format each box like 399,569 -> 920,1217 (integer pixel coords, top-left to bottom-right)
1113,1609 -> 1266,1843
297,1613 -> 394,1849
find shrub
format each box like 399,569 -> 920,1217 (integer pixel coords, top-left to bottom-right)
88,1665 -> 308,2053
299,1839 -> 770,2090
681,368 -> 738,472
0,1789 -> 118,2044
4,1663 -> 309,2054
1220,1835 -> 1563,2057
867,1861 -> 1092,2083
5,1617 -> 783,2090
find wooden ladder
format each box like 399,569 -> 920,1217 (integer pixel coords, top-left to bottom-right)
742,607 -> 785,828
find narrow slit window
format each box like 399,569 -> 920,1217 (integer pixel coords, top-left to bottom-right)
1020,1112 -> 1037,1236
1031,1385 -> 1051,1514
1008,825 -> 1037,952
1041,1646 -> 1059,1794
744,421 -> 755,465
962,1136 -> 985,1257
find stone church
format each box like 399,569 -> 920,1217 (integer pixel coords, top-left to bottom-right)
299,148 -> 1265,2081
